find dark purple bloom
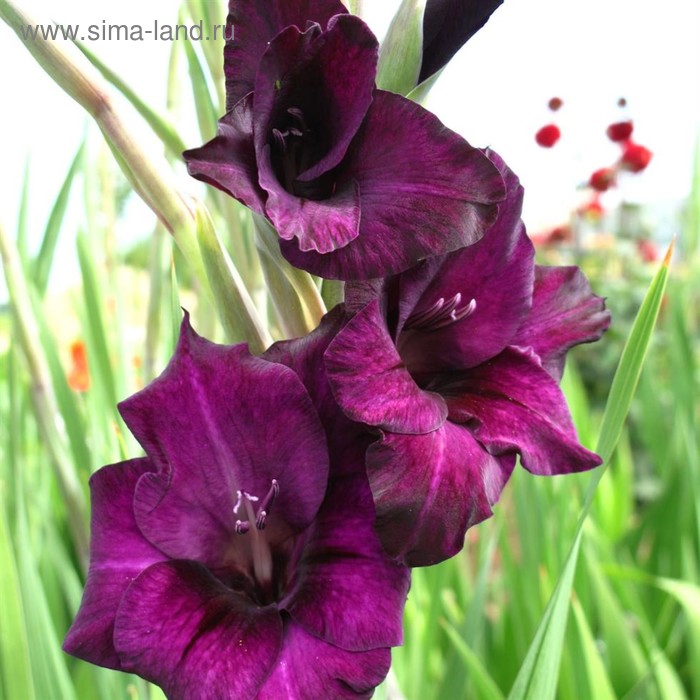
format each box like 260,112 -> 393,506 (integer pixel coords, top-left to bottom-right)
420,0 -> 504,83
63,317 -> 409,699
184,0 -> 505,280
323,151 -> 611,566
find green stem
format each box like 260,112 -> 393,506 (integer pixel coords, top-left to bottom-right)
253,215 -> 326,337
0,221 -> 89,570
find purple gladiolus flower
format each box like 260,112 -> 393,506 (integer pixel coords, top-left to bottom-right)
184,0 -> 505,280
420,0 -> 504,83
324,151 -> 611,566
63,317 -> 409,699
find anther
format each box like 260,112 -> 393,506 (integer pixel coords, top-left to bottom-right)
233,482 -> 279,533
272,128 -> 287,153
287,107 -> 307,131
255,480 -> 279,530
404,294 -> 476,332
235,520 -> 250,535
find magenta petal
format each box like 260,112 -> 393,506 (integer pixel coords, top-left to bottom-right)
113,560 -> 283,700
284,470 -> 410,650
511,265 -> 611,381
262,15 -> 378,184
262,166 -> 362,253
258,619 -> 391,700
119,316 -> 328,567
254,16 -> 377,253
366,425 -> 514,566
281,91 -> 505,280
263,305 -> 353,446
62,459 -> 166,669
183,94 -> 266,215
396,157 -> 534,372
224,0 -> 348,109
443,346 -> 602,475
325,300 -> 448,434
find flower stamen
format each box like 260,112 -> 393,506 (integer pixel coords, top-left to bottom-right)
232,481 -> 280,590
404,294 -> 476,332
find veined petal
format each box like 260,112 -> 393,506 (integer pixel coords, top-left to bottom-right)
114,560 -> 283,700
511,265 -> 611,381
257,619 -> 391,700
184,94 -> 266,215
281,90 -> 506,280
263,305 -> 348,428
325,300 -> 448,434
366,426 -> 514,567
224,0 -> 348,109
254,16 -> 377,253
442,346 -> 602,475
119,315 -> 328,568
284,467 -> 410,650
420,0 -> 504,83
394,149 -> 525,328
261,164 -> 361,253
395,156 -> 534,371
62,459 -> 166,670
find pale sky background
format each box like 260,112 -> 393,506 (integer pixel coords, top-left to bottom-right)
1,0 -> 699,299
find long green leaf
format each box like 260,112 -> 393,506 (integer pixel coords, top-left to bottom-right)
195,207 -> 271,352
33,143 -> 84,296
508,241 -> 673,700
75,42 -> 187,157
442,620 -> 506,700
0,498 -> 35,700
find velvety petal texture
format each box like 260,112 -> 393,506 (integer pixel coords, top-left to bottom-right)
420,0 -> 504,83
511,265 -> 611,381
186,8 -> 505,281
366,427 -> 515,566
441,347 -> 602,474
224,0 -> 347,109
257,619 -> 392,700
119,316 -> 328,568
184,95 -> 266,215
114,560 -> 283,700
62,459 -> 166,670
393,152 -> 534,372
325,300 -> 448,434
324,150 -> 608,566
280,91 -> 505,279
65,315 -> 409,698
285,469 -> 410,650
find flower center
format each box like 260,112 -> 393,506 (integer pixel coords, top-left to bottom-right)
233,480 -> 279,595
271,107 -> 314,192
270,107 -> 335,200
403,293 -> 476,332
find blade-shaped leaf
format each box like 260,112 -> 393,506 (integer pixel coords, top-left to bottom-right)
507,241 -> 673,700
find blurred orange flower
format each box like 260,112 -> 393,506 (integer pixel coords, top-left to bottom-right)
67,340 -> 90,392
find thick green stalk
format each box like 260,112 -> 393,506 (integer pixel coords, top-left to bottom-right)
253,215 -> 327,336
196,207 -> 272,352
